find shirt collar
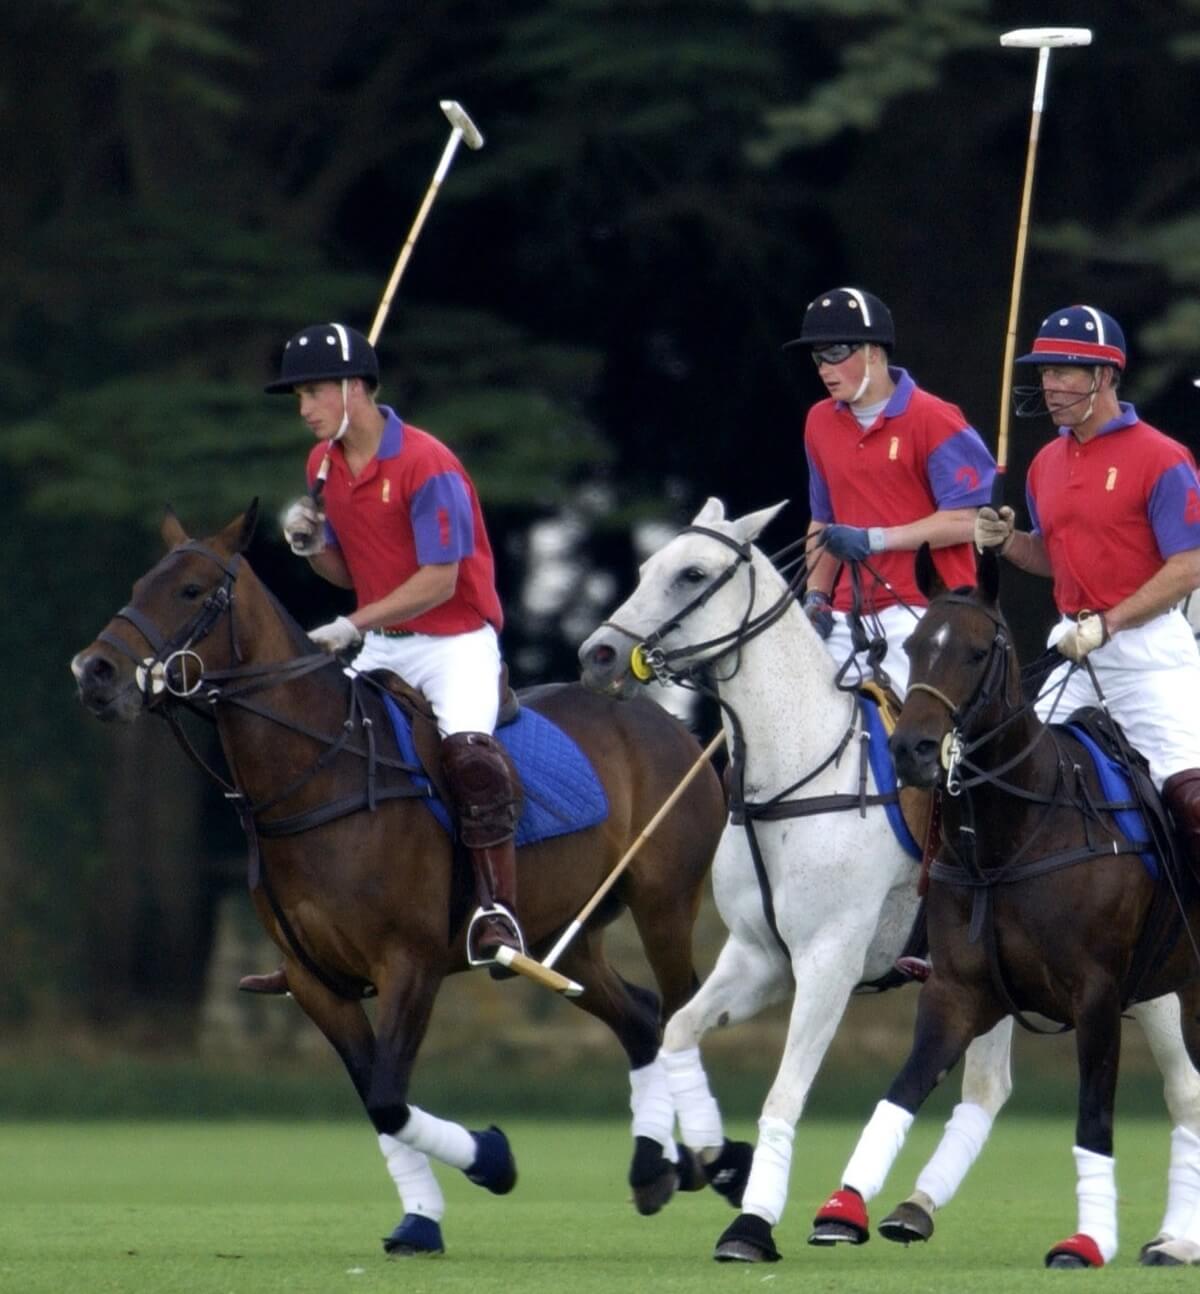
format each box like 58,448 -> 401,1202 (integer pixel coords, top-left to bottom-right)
834,366 -> 914,417
377,406 -> 405,459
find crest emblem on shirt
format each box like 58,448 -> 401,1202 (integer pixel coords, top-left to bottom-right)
382,480 -> 391,503
1105,467 -> 1117,492
888,436 -> 900,461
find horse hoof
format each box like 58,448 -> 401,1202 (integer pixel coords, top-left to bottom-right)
704,1138 -> 754,1208
1140,1247 -> 1185,1267
629,1136 -> 677,1216
713,1213 -> 782,1263
809,1188 -> 869,1245
675,1144 -> 708,1192
1044,1233 -> 1104,1269
878,1199 -> 934,1244
465,1125 -> 517,1195
382,1213 -> 444,1257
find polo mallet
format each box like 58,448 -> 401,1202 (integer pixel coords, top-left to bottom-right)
536,729 -> 728,977
310,100 -> 485,503
993,27 -> 1093,506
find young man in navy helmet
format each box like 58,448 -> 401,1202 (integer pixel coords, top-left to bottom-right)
974,302 -> 1200,1264
239,323 -> 526,993
787,286 -> 996,693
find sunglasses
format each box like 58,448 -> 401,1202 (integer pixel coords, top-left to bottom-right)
811,343 -> 862,366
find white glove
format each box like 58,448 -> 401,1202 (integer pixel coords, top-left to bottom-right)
974,505 -> 1015,554
1056,611 -> 1109,664
282,496 -> 326,557
308,615 -> 362,653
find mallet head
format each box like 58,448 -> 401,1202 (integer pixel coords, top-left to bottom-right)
440,100 -> 485,150
1000,28 -> 1093,49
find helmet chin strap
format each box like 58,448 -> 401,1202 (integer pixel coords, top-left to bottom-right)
1051,370 -> 1103,428
848,345 -> 875,405
334,378 -> 350,441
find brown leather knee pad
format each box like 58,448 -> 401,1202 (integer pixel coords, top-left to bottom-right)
441,731 -> 524,848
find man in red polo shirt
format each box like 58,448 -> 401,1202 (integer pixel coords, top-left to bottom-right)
242,322 -> 525,992
788,287 -> 996,693
974,306 -> 1200,1265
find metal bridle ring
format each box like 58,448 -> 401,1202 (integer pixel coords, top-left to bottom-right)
162,648 -> 206,698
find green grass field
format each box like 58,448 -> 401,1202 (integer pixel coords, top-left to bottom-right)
0,1117 -> 1193,1292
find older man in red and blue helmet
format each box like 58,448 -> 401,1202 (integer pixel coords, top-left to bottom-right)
241,323 -> 526,993
977,303 -> 1200,842
975,303 -> 1200,1265
788,287 -> 996,693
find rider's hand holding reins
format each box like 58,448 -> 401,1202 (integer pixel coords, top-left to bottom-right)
283,496 -> 327,557
974,505 -> 1015,554
820,523 -> 886,562
802,590 -> 834,639
1056,610 -> 1109,663
308,615 -> 362,653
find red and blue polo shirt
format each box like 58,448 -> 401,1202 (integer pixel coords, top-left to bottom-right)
308,407 -> 503,635
1026,404 -> 1200,616
805,368 -> 996,612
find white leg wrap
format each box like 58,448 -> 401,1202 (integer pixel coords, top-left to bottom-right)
1162,1125 -> 1200,1242
913,1101 -> 994,1210
740,1116 -> 795,1227
842,1100 -> 914,1202
394,1105 -> 476,1171
660,1046 -> 723,1151
630,1058 -> 677,1160
377,1133 -> 445,1220
1073,1145 -> 1118,1262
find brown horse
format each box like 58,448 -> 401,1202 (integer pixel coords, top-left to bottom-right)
810,544 -> 1200,1268
70,503 -> 726,1257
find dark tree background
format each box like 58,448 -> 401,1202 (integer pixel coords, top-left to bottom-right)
4,0 -> 1199,1037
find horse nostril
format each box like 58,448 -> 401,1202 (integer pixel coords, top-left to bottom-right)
591,644 -> 616,668
915,739 -> 939,765
86,655 -> 116,684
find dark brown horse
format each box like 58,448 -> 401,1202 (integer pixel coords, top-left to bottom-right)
71,504 -> 726,1256
810,544 -> 1200,1268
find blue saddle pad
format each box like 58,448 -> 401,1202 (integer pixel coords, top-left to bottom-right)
1063,722 -> 1158,878
859,697 -> 922,861
382,696 -> 609,848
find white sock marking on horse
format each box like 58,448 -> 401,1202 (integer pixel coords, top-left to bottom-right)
629,1058 -> 678,1159
1074,1145 -> 1118,1261
1162,1124 -> 1200,1243
842,1099 -> 914,1202
913,1102 -> 994,1209
394,1105 -> 476,1171
377,1133 -> 446,1219
740,1116 -> 795,1226
661,1046 -> 724,1151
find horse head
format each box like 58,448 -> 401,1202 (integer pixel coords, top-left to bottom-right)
890,542 -> 1015,788
72,501 -> 267,721
578,496 -> 790,697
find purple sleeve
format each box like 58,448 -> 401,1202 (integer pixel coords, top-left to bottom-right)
1148,461 -> 1200,557
806,448 -> 833,523
411,471 -> 476,564
927,427 -> 995,508
1025,480 -> 1042,536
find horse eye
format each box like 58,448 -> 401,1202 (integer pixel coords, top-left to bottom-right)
181,583 -> 204,601
680,566 -> 707,585
969,646 -> 988,664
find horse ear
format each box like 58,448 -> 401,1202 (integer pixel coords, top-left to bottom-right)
162,505 -> 188,550
977,543 -> 1001,605
692,497 -> 726,526
235,499 -> 260,553
914,542 -> 947,600
730,500 -> 789,545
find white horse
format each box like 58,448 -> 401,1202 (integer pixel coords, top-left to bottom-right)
579,497 -> 1014,1261
580,498 -> 1200,1265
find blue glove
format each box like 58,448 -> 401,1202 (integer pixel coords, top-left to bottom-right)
803,590 -> 834,640
821,524 -> 886,562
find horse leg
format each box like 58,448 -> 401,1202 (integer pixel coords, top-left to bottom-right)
279,962 -> 447,1257
553,929 -> 700,1216
809,976 -> 989,1250
1044,980 -> 1123,1269
1134,991 -> 1200,1267
658,932 -> 792,1231
877,1015 -> 1015,1244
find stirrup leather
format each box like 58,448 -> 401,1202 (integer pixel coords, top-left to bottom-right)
466,902 -> 527,967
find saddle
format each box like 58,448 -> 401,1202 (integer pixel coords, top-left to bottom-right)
859,679 -> 935,858
366,664 -> 521,801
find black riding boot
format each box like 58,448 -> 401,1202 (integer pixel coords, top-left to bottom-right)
441,731 -> 525,964
1164,768 -> 1200,878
